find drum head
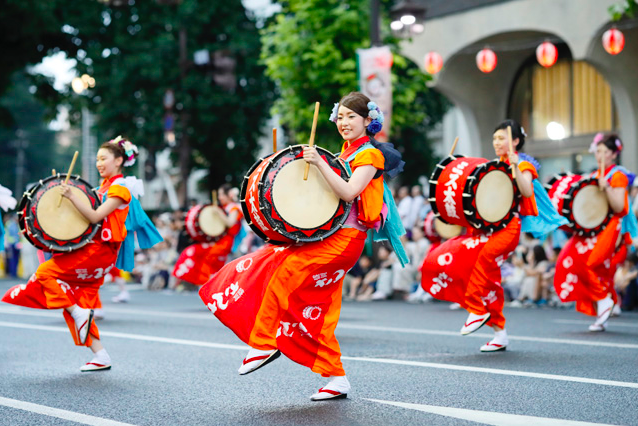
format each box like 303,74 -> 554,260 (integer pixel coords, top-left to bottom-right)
198,205 -> 227,237
271,159 -> 340,229
433,218 -> 462,240
36,187 -> 92,241
475,170 -> 513,223
572,185 -> 609,229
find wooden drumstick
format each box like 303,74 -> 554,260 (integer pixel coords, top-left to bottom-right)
212,190 -> 217,206
52,169 -> 56,176
507,126 -> 516,179
448,137 -> 460,157
303,102 -> 320,181
272,127 -> 277,153
600,156 -> 605,191
57,151 -> 79,207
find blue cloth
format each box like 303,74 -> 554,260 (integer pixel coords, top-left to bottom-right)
521,180 -> 569,239
102,184 -> 163,272
0,218 -> 4,252
232,224 -> 248,253
345,144 -> 409,267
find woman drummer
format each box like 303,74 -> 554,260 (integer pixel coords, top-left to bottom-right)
198,92 -> 407,401
171,183 -> 243,288
421,119 -> 565,352
554,133 -> 636,331
2,137 -> 158,371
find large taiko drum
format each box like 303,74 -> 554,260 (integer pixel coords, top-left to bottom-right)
545,173 -> 612,236
18,174 -> 102,252
428,155 -> 519,233
423,210 -> 463,241
240,145 -> 351,244
185,204 -> 227,243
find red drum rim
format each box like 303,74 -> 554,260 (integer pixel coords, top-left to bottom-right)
429,155 -> 519,233
20,174 -> 102,252
240,145 -> 352,244
561,176 -> 612,237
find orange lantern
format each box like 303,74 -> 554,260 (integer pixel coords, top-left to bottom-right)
424,51 -> 443,74
536,41 -> 558,68
476,48 -> 497,73
602,28 -> 625,55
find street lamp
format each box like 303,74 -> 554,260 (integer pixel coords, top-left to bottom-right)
390,0 -> 426,37
70,74 -> 97,184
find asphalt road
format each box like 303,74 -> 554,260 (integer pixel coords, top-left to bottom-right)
0,278 -> 636,426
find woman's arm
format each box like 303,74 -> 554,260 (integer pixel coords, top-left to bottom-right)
507,153 -> 534,198
211,207 -> 239,228
60,184 -> 125,224
303,146 -> 378,202
602,186 -> 626,214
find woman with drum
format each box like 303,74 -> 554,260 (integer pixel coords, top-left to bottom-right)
2,137 -> 161,371
172,184 -> 243,288
422,119 -> 566,352
199,92 -> 407,401
554,134 -> 637,331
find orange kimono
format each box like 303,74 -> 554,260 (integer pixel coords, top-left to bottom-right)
172,202 -> 243,285
421,160 -> 538,328
554,166 -> 629,316
2,175 -> 131,346
199,137 -> 384,376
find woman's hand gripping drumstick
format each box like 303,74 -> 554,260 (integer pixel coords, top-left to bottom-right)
506,126 -> 517,179
506,126 -> 534,198
57,151 -> 79,207
303,102 -> 320,181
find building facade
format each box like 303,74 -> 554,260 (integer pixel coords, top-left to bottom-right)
402,0 -> 638,180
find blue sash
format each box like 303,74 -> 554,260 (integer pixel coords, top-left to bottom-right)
606,166 -> 638,239
520,179 -> 569,239
344,144 -> 409,266
0,219 -> 4,252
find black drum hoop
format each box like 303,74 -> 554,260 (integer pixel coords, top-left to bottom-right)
562,176 -> 613,237
428,154 -> 464,226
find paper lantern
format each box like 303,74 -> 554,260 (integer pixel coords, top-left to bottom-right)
602,28 -> 625,55
424,51 -> 443,74
536,41 -> 558,68
476,48 -> 497,73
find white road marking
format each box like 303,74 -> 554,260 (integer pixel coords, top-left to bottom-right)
364,398 -> 615,426
1,320 -> 637,389
1,306 -> 637,349
553,319 -> 638,328
0,396 -> 136,426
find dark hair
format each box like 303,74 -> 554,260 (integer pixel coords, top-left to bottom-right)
494,119 -> 526,151
598,133 -> 622,154
532,245 -> 548,265
339,92 -> 374,136
99,141 -> 126,168
218,183 -> 232,196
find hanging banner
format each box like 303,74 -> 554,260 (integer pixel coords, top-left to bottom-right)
356,46 -> 393,142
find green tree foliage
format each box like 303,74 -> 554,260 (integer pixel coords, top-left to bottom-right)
261,0 -> 449,184
609,0 -> 638,21
0,72 -> 76,195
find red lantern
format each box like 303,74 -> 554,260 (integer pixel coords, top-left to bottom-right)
476,48 -> 497,73
536,41 -> 558,68
602,28 -> 625,55
424,51 -> 443,74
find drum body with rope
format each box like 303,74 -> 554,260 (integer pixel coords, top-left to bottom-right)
428,155 -> 519,233
423,210 -> 463,241
241,145 -> 352,244
18,174 -> 102,252
545,173 -> 612,236
184,204 -> 227,243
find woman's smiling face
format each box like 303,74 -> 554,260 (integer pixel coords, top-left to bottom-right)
336,105 -> 371,142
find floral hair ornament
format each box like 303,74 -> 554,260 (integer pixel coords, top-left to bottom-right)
110,135 -> 139,167
589,132 -> 605,153
615,138 -> 623,152
366,101 -> 384,134
329,103 -> 339,123
520,126 -> 528,138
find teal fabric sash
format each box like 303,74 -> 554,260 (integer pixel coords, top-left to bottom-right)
520,179 -> 569,238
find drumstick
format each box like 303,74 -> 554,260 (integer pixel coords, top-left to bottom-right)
303,102 -> 320,181
600,156 -> 605,191
57,151 -> 79,207
52,169 -> 56,176
212,190 -> 217,206
448,137 -> 460,157
272,127 -> 277,153
507,126 -> 516,179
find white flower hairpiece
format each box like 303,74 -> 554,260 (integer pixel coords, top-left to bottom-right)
110,135 -> 139,167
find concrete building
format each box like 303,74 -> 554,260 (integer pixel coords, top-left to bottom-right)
401,0 -> 638,180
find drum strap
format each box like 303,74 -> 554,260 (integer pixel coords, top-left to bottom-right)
344,145 -> 409,267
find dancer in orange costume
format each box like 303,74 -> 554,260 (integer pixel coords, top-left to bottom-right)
2,137 -> 161,371
172,184 -> 243,286
421,120 -> 566,352
199,92 -> 407,401
554,133 -> 636,331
